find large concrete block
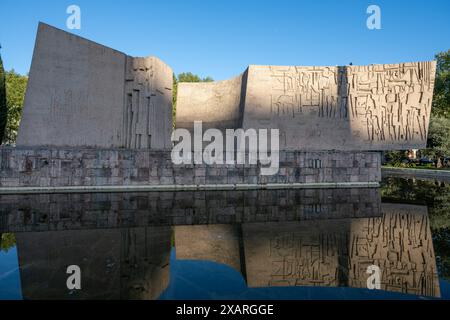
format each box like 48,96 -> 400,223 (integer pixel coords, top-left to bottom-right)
17,23 -> 173,149
176,73 -> 246,133
176,63 -> 436,151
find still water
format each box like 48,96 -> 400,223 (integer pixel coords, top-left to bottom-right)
0,177 -> 449,300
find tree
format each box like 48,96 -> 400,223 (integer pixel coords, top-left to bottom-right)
172,73 -> 178,128
0,233 -> 16,253
0,53 -> 7,144
177,72 -> 213,83
426,116 -> 450,158
4,69 -> 27,144
432,50 -> 450,118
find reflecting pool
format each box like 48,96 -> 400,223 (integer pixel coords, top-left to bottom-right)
0,177 -> 449,300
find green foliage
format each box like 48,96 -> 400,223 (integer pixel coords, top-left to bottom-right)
177,72 -> 213,83
425,50 -> 450,161
381,177 -> 450,279
383,151 -> 408,167
381,177 -> 450,231
432,50 -> 450,118
0,54 -> 7,144
433,228 -> 450,281
172,72 -> 214,127
0,233 -> 16,252
426,115 -> 450,157
172,73 -> 178,128
4,69 -> 28,144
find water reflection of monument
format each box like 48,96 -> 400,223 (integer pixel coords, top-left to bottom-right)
8,188 -> 440,299
16,227 -> 171,299
176,204 -> 441,298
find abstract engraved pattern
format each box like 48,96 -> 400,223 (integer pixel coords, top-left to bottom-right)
269,66 -> 348,119
348,62 -> 435,142
124,57 -> 158,149
268,62 -> 435,143
266,224 -> 346,287
244,204 -> 440,297
124,57 -> 172,149
349,204 -> 439,297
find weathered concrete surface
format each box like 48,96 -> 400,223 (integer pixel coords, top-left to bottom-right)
17,23 -> 172,149
176,73 -> 246,133
17,23 -> 126,148
0,147 -> 381,189
177,63 -> 436,151
124,56 -> 173,149
175,225 -> 242,272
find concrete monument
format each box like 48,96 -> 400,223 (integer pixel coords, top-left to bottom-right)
0,23 -> 437,190
17,23 -> 173,149
177,63 -> 436,150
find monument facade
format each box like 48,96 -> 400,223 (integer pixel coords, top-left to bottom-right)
17,23 -> 173,149
0,22 -> 438,190
177,63 -> 436,150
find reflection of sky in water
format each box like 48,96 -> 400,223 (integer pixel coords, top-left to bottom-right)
1,180 -> 449,300
0,246 -> 22,300
0,244 -> 449,300
159,249 -> 450,300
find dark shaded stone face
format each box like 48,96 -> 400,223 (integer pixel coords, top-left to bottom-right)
0,148 -> 381,188
1,188 -> 381,232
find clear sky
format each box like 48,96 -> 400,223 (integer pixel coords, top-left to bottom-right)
0,0 -> 449,80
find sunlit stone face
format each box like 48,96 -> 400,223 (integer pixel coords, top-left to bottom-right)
177,62 -> 436,151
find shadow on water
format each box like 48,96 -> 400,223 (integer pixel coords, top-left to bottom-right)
0,178 -> 449,300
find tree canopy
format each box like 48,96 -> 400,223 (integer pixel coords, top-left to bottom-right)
0,233 -> 16,253
432,50 -> 450,118
424,50 -> 450,158
0,53 -> 7,144
3,69 -> 28,144
427,115 -> 450,157
177,72 -> 213,83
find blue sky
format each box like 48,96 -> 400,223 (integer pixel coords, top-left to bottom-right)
0,0 -> 449,80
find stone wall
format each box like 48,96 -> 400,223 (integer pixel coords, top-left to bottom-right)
0,147 -> 380,189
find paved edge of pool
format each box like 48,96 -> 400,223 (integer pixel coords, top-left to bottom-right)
0,182 -> 380,194
382,167 -> 450,181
